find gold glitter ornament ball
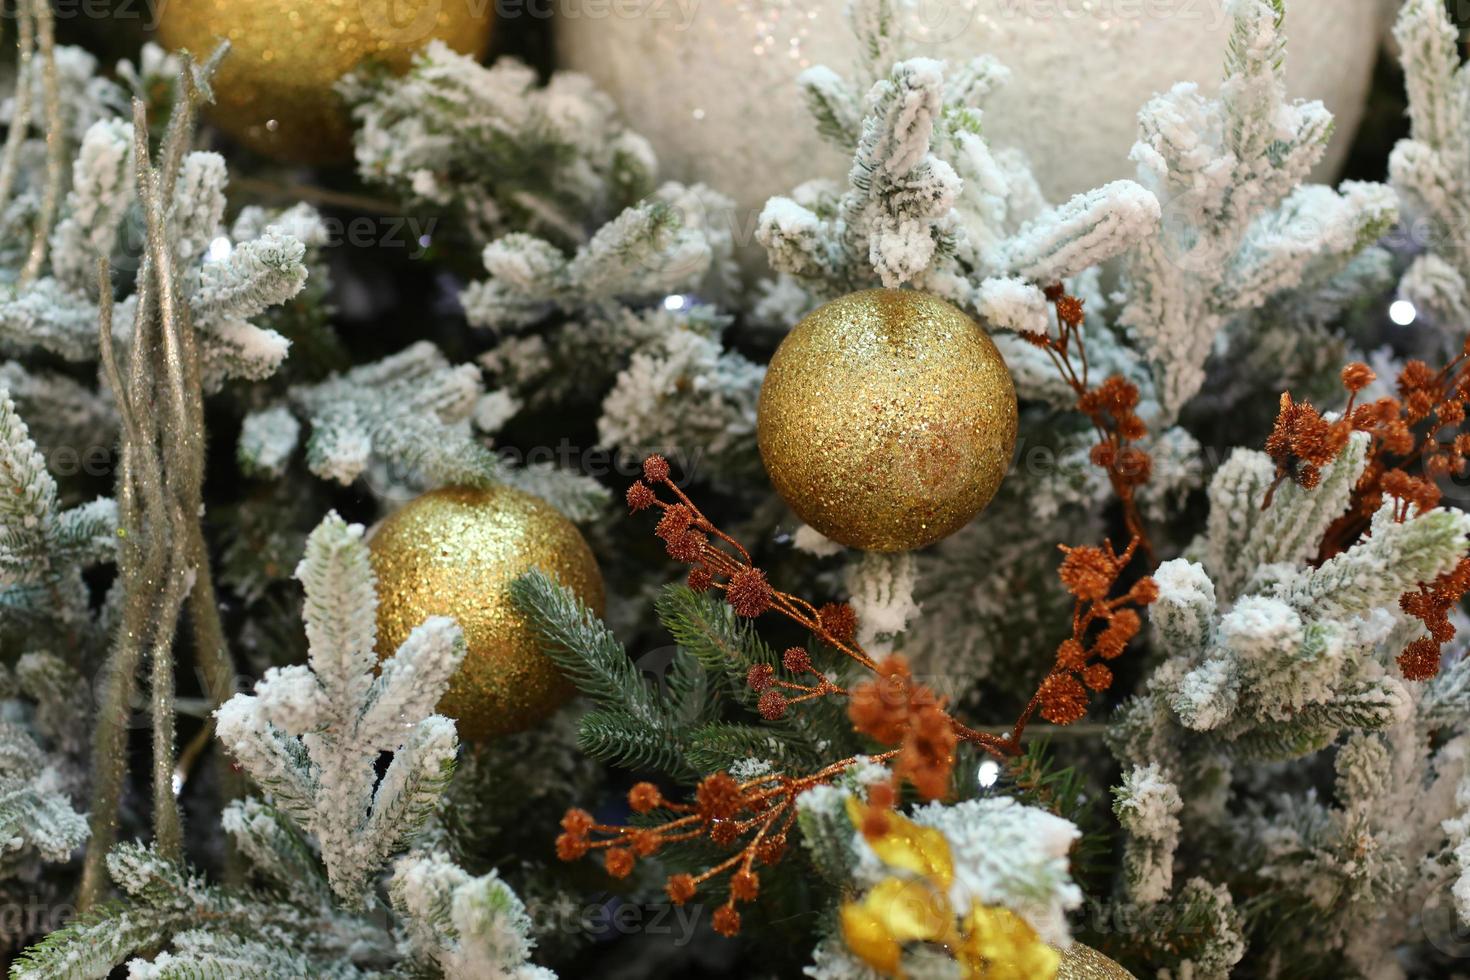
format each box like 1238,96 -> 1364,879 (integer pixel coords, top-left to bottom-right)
156,0 -> 492,163
369,485 -> 604,740
757,289 -> 1018,553
1056,942 -> 1136,979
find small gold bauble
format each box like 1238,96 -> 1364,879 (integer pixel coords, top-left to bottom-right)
369,485 -> 604,740
156,0 -> 492,163
757,289 -> 1018,552
1056,942 -> 1136,980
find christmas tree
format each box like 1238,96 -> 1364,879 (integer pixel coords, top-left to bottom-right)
2,0 -> 1470,976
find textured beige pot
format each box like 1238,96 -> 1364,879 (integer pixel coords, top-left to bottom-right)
557,0 -> 1383,273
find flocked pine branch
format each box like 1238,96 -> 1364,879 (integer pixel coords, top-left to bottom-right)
0,653 -> 89,883
1391,0 -> 1470,338
214,511 -> 465,907
11,785 -> 552,977
1118,0 -> 1397,420
12,841 -> 378,980
758,21 -> 1160,309
389,850 -> 556,980
341,41 -> 657,248
0,390 -> 114,631
1109,414 -> 1470,972
242,339 -> 610,521
460,184 -> 727,334
0,45 -> 318,386
348,35 -> 762,482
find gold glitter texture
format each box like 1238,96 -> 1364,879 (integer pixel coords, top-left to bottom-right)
1057,942 -> 1137,979
757,289 -> 1017,552
157,0 -> 491,163
369,485 -> 604,740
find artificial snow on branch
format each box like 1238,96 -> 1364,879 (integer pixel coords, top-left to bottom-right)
0,390 -> 114,630
1118,0 -> 1396,420
243,340 -> 610,521
1391,0 -> 1470,339
342,41 -> 658,247
215,511 -> 465,907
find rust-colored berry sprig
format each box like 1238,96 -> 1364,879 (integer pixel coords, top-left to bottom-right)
1031,538 -> 1160,725
556,755 -> 900,936
558,456 -> 1158,933
1020,285 -> 1155,561
1264,356 -> 1470,680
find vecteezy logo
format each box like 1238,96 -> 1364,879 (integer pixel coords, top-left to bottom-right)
1422,876 -> 1470,959
897,0 -> 981,46
360,0 -> 446,46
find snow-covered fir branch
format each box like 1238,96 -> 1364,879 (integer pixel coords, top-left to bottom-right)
1118,0 -> 1396,420
0,45 -> 318,387
214,511 -> 466,907
342,41 -> 657,248
1110,428 -> 1470,973
10,784 -> 552,977
1392,0 -> 1470,342
758,10 -> 1160,317
242,340 -> 610,520
349,36 -> 763,484
0,390 -> 115,630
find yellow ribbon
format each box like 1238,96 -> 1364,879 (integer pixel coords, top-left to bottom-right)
839,797 -> 1059,980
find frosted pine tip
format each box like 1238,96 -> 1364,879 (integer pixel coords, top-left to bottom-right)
726,566 -> 773,618
757,689 -> 788,720
628,781 -> 663,813
604,847 -> 635,878
643,454 -> 671,483
1341,361 -> 1376,393
666,873 -> 697,905
782,646 -> 812,674
626,480 -> 656,512
747,663 -> 775,692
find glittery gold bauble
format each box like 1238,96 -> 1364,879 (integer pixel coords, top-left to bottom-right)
757,289 -> 1017,552
1056,942 -> 1136,979
156,0 -> 491,163
369,485 -> 603,740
